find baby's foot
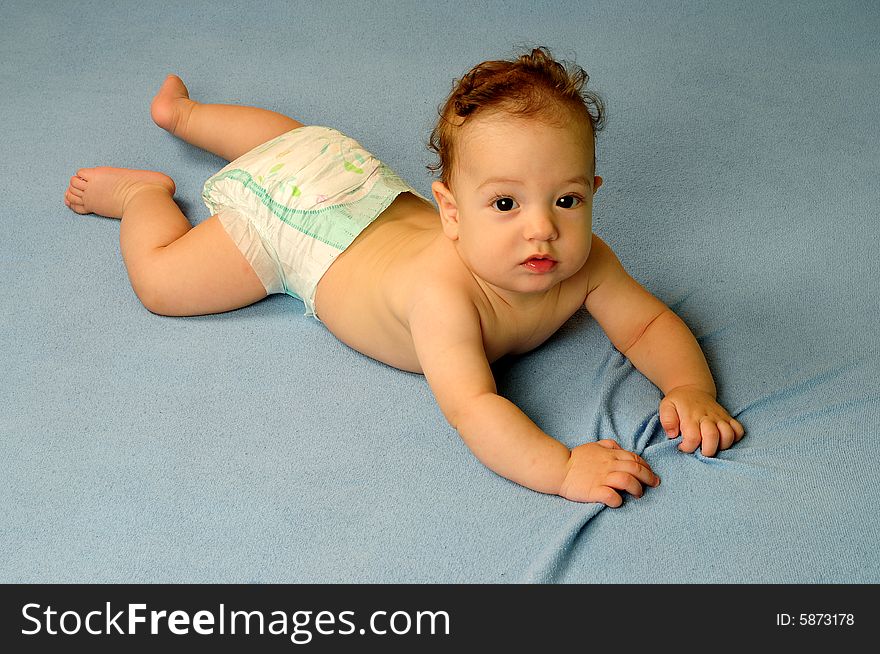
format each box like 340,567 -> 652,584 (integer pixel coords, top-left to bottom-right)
64,167 -> 176,219
150,74 -> 195,137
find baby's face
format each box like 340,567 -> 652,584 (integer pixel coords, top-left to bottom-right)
433,112 -> 601,300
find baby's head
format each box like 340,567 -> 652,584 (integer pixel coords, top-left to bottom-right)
428,47 -> 606,298
428,46 -> 605,189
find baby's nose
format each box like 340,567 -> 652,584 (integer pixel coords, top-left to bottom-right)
524,211 -> 558,241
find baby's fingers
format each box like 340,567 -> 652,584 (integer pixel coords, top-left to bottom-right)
717,418 -> 746,450
614,456 -> 660,488
592,486 -> 624,508
699,419 -> 720,457
659,398 -> 680,438
678,417 -> 702,453
717,421 -> 736,450
604,471 -> 646,499
731,418 -> 745,441
596,438 -> 622,450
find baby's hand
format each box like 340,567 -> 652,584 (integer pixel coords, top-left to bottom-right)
659,385 -> 745,456
558,440 -> 660,507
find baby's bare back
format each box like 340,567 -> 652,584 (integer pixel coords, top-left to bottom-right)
315,193 -> 589,372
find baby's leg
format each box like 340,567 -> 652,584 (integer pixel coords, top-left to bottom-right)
65,167 -> 266,316
151,75 -> 304,161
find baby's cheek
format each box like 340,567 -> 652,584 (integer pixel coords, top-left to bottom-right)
572,242 -> 592,271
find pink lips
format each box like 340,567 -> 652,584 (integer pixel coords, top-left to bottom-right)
522,256 -> 557,273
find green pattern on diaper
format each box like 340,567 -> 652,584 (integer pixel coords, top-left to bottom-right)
203,168 -> 391,251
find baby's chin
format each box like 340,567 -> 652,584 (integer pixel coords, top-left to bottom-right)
495,267 -> 570,295
467,256 -> 580,299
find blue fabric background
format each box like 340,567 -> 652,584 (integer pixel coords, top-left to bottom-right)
3,0 -> 878,582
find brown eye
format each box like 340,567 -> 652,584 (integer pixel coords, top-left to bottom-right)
492,197 -> 517,212
556,195 -> 581,209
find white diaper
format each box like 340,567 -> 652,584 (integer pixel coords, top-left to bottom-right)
202,126 -> 428,320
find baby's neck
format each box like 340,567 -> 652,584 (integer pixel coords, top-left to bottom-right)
478,276 -> 557,313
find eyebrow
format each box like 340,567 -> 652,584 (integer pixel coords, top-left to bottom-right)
477,175 -> 591,190
476,177 -> 521,190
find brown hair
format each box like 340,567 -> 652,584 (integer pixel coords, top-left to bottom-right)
427,46 -> 606,187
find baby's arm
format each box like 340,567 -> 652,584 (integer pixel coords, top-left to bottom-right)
584,236 -> 745,456
409,288 -> 659,505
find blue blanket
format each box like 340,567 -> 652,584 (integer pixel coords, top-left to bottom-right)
3,0 -> 878,583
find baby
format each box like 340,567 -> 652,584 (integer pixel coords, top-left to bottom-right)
64,47 -> 744,506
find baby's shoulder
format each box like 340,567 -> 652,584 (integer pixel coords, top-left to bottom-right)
405,271 -> 483,324
582,233 -> 625,295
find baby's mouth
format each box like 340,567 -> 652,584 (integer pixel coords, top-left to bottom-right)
521,255 -> 558,273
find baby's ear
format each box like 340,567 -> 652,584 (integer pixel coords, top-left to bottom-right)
431,180 -> 460,240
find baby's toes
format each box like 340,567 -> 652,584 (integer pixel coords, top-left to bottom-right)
65,183 -> 87,213
68,178 -> 85,199
70,173 -> 88,191
65,192 -> 87,213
